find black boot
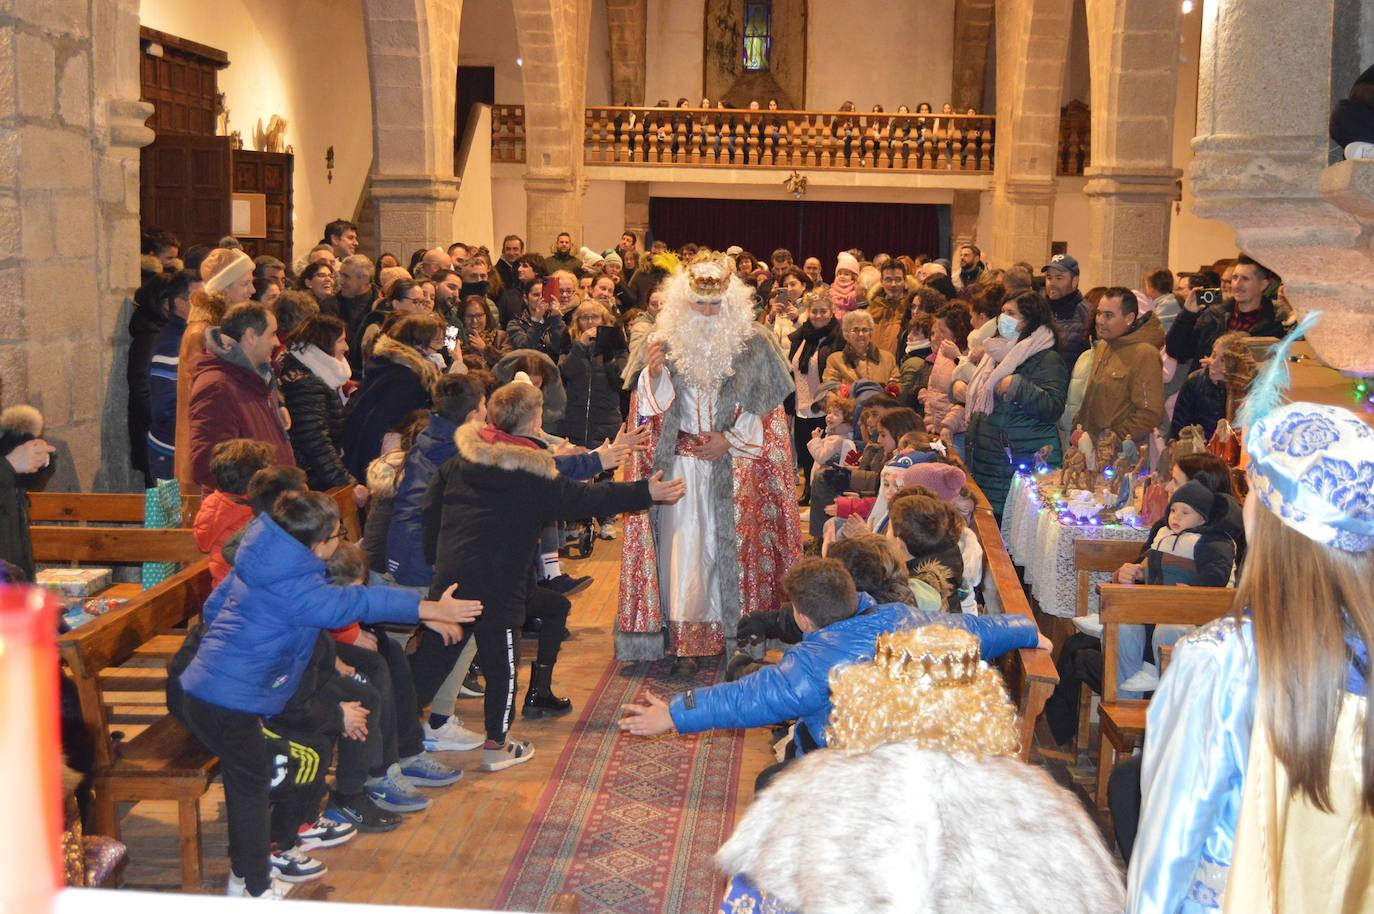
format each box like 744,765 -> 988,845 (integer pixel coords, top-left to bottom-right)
522,662 -> 573,719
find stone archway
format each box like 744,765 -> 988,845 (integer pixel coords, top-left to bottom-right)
360,0 -> 463,256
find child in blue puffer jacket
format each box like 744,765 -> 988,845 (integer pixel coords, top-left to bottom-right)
176,490 -> 481,900
619,553 -> 1045,791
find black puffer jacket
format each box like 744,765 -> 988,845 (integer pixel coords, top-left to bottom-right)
279,352 -> 356,490
557,336 -> 626,447
1170,369 -> 1228,442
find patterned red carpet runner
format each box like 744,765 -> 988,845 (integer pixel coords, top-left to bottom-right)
495,659 -> 745,914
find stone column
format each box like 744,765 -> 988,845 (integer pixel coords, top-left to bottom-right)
361,0 -> 463,253
1189,0 -> 1374,374
950,190 -> 982,252
513,0 -> 593,248
984,0 -> 1072,267
1079,0 -> 1181,287
0,0 -> 150,491
950,0 -> 995,112
623,181 -> 649,245
605,0 -> 646,106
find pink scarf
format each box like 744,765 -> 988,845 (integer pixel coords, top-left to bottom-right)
965,325 -> 1055,417
829,274 -> 860,316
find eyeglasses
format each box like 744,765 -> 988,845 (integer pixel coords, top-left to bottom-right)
848,327 -> 873,335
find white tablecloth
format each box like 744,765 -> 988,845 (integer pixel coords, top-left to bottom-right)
998,472 -> 1149,618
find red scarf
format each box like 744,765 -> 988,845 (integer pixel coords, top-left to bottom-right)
478,425 -> 541,450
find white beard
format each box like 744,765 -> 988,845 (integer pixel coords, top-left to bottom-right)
653,301 -> 754,392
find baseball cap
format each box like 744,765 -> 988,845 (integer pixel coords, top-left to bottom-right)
1043,254 -> 1080,276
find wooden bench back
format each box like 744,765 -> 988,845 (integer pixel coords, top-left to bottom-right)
28,491 -> 202,525
57,559 -> 213,769
31,526 -> 203,564
1098,583 -> 1235,703
966,478 -> 1059,762
329,484 -> 362,543
1073,538 -> 1145,617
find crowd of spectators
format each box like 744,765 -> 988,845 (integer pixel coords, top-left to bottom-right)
35,215 -> 1294,898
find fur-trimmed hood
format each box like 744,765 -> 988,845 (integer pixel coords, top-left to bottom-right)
454,423 -> 556,480
366,448 -> 406,499
717,742 -> 1124,914
372,334 -> 440,388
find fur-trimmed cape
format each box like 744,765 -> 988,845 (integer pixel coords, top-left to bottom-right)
718,742 -> 1125,914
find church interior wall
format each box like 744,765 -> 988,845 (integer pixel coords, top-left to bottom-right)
803,0 -> 955,111
645,0 -> 707,105
138,0 -> 373,259
459,0 -> 614,105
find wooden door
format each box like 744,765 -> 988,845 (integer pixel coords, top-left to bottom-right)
139,134 -> 232,249
232,150 -> 294,264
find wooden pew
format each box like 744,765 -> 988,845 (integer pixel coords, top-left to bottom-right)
28,491 -> 202,525
57,559 -> 216,891
966,479 -> 1060,764
1095,582 -> 1234,807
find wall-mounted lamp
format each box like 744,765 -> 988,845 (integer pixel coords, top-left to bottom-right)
1181,0 -> 1194,12
326,145 -> 335,184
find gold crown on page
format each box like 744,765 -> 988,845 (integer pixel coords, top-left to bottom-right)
873,626 -> 981,686
686,249 -> 732,297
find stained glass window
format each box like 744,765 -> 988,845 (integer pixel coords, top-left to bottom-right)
743,1 -> 771,71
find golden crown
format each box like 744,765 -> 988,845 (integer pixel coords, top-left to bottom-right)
873,626 -> 981,687
685,249 -> 733,299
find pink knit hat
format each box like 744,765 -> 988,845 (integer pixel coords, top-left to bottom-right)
835,251 -> 861,278
894,462 -> 966,502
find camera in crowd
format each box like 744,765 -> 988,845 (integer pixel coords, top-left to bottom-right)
1196,288 -> 1222,307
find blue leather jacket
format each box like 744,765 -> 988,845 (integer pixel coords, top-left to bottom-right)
668,593 -> 1040,752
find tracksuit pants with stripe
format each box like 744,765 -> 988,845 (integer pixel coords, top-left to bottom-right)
411,585 -> 569,745
179,692 -> 326,896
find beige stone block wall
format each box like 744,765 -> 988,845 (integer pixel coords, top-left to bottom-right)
0,0 -> 149,491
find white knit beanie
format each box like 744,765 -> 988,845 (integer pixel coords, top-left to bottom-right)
203,249 -> 253,294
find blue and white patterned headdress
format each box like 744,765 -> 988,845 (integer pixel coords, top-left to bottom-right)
1246,403 -> 1374,552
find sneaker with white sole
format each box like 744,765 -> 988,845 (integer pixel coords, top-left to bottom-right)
227,872 -> 293,899
366,763 -> 431,813
423,716 -> 485,751
296,814 -> 357,851
269,846 -> 327,883
480,738 -> 535,772
399,752 -> 463,787
459,671 -> 485,698
1119,662 -> 1160,693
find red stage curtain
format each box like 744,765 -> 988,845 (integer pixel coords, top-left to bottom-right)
648,197 -> 944,263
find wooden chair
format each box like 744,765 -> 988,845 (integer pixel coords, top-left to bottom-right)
1067,538 -> 1146,757
965,479 -> 1059,762
58,560 -> 216,890
1095,583 -> 1234,808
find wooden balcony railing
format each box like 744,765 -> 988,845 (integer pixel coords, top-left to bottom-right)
1057,100 -> 1091,177
491,105 -> 997,173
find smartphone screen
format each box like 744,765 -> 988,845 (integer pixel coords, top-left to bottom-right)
444,324 -> 460,347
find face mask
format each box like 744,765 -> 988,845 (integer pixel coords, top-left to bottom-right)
998,314 -> 1020,339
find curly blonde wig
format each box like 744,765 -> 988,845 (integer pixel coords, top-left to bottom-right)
826,625 -> 1020,759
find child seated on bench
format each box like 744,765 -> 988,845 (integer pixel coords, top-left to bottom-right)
325,543 -> 461,816
887,490 -> 969,613
194,438 -> 274,586
175,490 -> 480,899
1109,479 -> 1238,692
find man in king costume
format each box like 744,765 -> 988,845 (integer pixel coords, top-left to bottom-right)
616,250 -> 803,674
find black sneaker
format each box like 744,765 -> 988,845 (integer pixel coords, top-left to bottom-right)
459,669 -> 485,697
296,814 -> 357,851
269,846 -> 327,883
545,573 -> 592,596
324,792 -> 402,833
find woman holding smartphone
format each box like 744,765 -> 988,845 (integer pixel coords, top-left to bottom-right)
759,266 -> 813,342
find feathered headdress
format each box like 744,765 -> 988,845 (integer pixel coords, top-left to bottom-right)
1236,310 -> 1320,429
